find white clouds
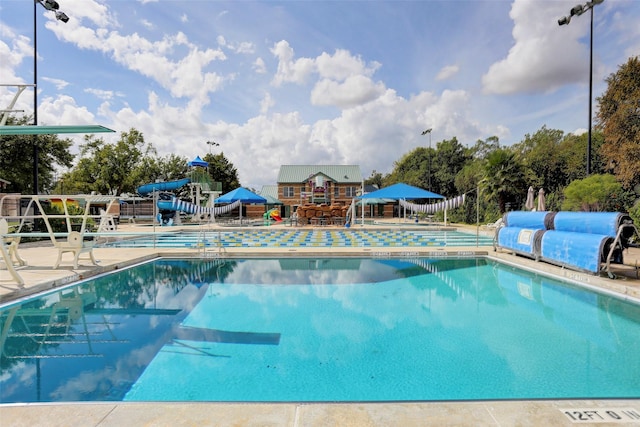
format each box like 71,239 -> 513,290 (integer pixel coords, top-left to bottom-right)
140,19 -> 154,30
37,94 -> 96,128
311,76 -> 385,108
61,0 -> 117,28
436,65 -> 459,81
260,92 -> 274,115
482,0 -> 589,95
3,0 -> 638,191
253,57 -> 267,74
271,43 -> 386,109
270,40 -> 315,86
85,88 -> 122,101
217,35 -> 255,54
315,49 -> 379,80
42,77 -> 70,91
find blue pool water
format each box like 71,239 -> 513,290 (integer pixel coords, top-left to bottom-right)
1,257 -> 639,403
99,229 -> 494,248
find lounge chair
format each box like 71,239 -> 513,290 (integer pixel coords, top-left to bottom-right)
483,218 -> 503,229
0,218 -> 25,286
53,231 -> 98,269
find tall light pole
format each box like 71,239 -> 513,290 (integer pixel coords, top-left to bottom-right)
558,0 -> 604,176
421,128 -> 432,189
33,0 -> 69,194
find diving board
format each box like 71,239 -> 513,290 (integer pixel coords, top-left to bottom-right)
0,125 -> 115,136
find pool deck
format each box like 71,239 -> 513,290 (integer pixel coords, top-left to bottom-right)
1,221 -> 639,426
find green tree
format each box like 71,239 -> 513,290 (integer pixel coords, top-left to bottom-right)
0,116 -> 74,193
66,129 -> 155,195
129,153 -> 191,197
202,152 -> 240,192
364,170 -> 385,188
513,126 -> 567,192
469,136 -> 500,160
596,56 -> 640,190
450,161 -> 481,223
431,137 -> 470,197
483,148 -> 527,214
385,147 -> 426,187
562,174 -> 629,212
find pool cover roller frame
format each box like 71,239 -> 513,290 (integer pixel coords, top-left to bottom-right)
496,211 -> 638,275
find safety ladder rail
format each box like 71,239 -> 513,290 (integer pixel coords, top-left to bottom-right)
604,221 -> 640,278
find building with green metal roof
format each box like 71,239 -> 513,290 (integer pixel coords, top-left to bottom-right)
275,165 -> 363,217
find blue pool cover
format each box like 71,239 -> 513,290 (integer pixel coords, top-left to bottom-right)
540,231 -> 612,273
497,226 -> 545,258
503,211 -> 555,230
553,212 -> 630,237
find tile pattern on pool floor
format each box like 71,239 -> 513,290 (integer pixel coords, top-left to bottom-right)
102,229 -> 494,248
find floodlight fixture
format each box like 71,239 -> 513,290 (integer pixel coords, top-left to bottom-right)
55,11 -> 69,22
41,0 -> 60,11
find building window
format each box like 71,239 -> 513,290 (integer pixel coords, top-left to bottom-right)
334,186 -> 340,197
283,186 -> 295,198
346,186 -> 358,197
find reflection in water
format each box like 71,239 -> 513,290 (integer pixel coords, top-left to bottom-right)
1,257 -> 639,403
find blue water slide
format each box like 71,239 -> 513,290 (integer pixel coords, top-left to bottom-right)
137,178 -> 191,196
157,198 -> 201,215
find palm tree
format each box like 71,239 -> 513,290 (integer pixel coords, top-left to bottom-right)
483,149 -> 527,213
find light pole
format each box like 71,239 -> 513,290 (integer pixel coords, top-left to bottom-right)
421,128 -> 432,189
33,0 -> 69,194
558,0 -> 604,176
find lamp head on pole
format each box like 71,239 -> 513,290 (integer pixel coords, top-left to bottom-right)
36,0 -> 70,23
421,128 -> 432,135
558,0 -> 604,26
55,11 -> 69,22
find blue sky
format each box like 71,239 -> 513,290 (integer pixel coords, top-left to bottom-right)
1,0 -> 639,190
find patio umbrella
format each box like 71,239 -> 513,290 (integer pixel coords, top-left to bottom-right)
356,198 -> 393,218
537,188 -> 546,212
525,186 -> 535,210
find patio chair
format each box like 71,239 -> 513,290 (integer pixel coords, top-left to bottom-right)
53,231 -> 98,269
0,218 -> 25,286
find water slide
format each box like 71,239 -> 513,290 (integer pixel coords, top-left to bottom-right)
137,178 -> 191,196
137,178 -> 191,225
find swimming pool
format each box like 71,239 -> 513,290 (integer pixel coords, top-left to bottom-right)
99,229 -> 494,248
1,257 -> 639,403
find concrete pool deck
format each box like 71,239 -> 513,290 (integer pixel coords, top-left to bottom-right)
1,222 -> 639,426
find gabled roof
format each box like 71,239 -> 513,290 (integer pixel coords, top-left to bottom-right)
260,185 -> 278,198
259,185 -> 283,205
277,165 -> 362,184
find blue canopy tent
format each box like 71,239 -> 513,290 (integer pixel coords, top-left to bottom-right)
215,187 -> 267,223
188,156 -> 208,168
359,183 -> 444,222
360,183 -> 444,200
